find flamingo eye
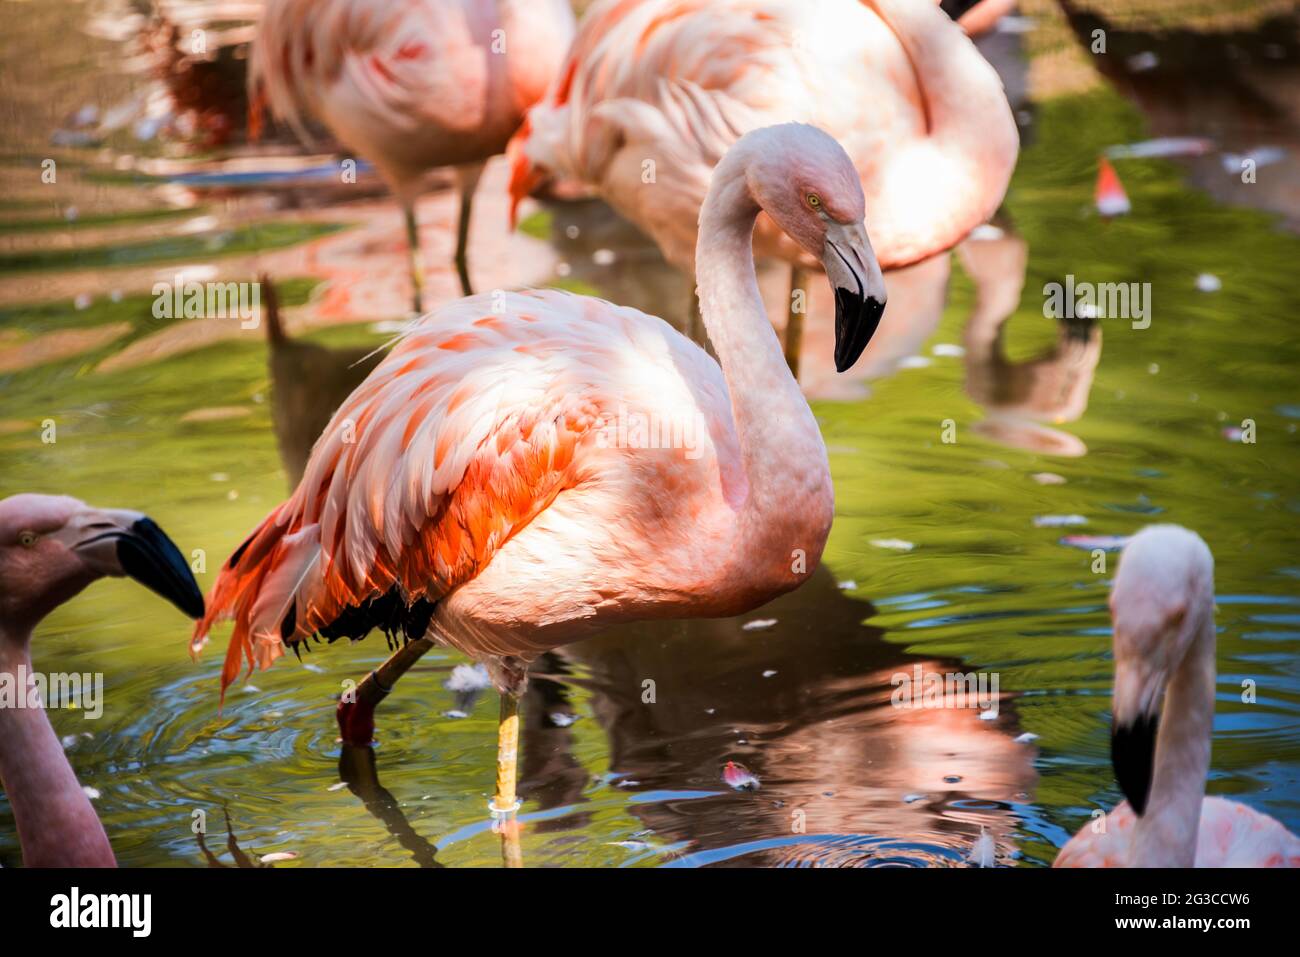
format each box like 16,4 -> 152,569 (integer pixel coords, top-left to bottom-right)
807,193 -> 822,209
18,531 -> 37,548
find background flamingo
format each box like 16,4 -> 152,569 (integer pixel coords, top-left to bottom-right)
0,494 -> 204,867
941,0 -> 1018,38
192,123 -> 887,828
507,0 -> 1017,373
1055,525 -> 1300,868
251,0 -> 576,309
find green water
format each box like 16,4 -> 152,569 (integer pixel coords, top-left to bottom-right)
0,221 -> 344,275
2,59 -> 1299,865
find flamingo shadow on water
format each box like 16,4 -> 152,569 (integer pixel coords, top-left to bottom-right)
549,565 -> 1039,867
337,656 -> 584,866
335,744 -> 444,868
266,564 -> 1040,866
260,275 -> 386,487
196,807 -> 274,869
336,657 -> 586,866
957,219 -> 1103,458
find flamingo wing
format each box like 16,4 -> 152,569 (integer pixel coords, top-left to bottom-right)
510,0 -> 938,266
192,291 -> 634,700
1194,797 -> 1300,867
510,0 -> 798,234
513,0 -> 1015,270
1053,802 -> 1137,868
1054,797 -> 1300,867
252,0 -> 491,145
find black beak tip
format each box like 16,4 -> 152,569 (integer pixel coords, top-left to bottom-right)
833,291 -> 886,373
1111,712 -> 1160,817
117,517 -> 206,620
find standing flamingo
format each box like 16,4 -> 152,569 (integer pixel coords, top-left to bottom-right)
192,123 -> 887,825
251,0 -> 577,310
0,494 -> 204,867
507,0 -> 1017,372
1055,526 -> 1300,867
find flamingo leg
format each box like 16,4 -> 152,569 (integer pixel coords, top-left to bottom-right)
404,201 -> 425,315
454,162 -> 485,297
336,636 -> 436,745
491,692 -> 521,813
498,815 -> 523,867
491,691 -> 524,867
783,264 -> 809,378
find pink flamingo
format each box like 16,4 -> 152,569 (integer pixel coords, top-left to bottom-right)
1055,526 -> 1300,867
192,123 -> 887,820
507,0 -> 1017,371
0,494 -> 205,867
942,0 -> 1019,37
251,0 -> 576,309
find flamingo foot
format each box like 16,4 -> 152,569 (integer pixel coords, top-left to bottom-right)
336,695 -> 379,746
335,639 -> 435,746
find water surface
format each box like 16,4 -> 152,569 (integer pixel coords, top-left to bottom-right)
1,1 -> 1298,867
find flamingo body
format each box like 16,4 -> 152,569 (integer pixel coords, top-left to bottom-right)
1056,797 -> 1300,868
193,287 -> 822,691
255,0 -> 576,200
510,0 -> 1018,272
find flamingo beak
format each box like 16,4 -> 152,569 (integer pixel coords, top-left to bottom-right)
1110,645 -> 1165,816
506,128 -> 544,230
1111,712 -> 1159,816
72,509 -> 206,619
508,163 -> 544,231
823,220 -> 887,372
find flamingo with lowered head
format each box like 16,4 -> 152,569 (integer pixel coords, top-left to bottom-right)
1055,525 -> 1300,867
508,0 -> 1017,372
0,494 -> 204,867
192,123 -> 887,820
251,0 -> 576,309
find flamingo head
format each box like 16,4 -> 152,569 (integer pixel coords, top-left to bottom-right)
1108,525 -> 1215,814
0,493 -> 205,638
743,124 -> 887,371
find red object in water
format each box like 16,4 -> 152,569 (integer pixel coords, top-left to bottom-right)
723,761 -> 761,791
1095,156 -> 1131,217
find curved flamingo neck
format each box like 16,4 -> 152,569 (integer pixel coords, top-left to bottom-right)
0,626 -> 116,867
1134,597 -> 1215,867
696,151 -> 832,555
866,0 -> 1018,266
